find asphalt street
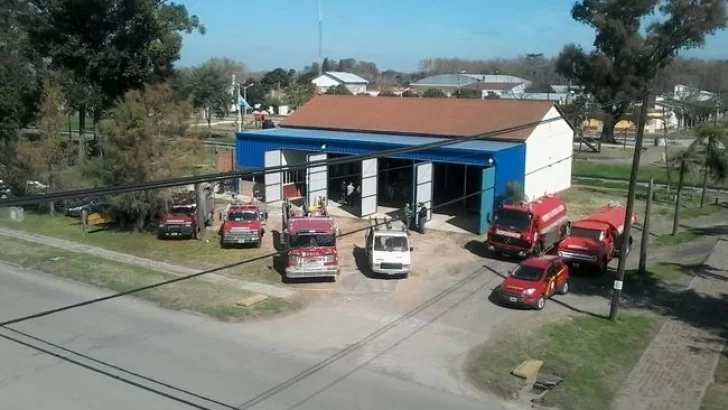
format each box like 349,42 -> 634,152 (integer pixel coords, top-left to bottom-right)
0,262 -> 517,410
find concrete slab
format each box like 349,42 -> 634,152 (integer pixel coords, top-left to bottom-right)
237,293 -> 269,307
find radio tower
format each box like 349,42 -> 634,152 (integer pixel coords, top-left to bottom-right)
317,0 -> 323,75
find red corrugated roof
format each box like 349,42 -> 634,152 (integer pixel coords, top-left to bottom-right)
280,95 -> 554,141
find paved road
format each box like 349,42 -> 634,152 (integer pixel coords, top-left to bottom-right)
0,262 -> 518,410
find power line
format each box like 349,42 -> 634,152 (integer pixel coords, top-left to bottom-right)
0,324 -> 240,410
0,115 -> 564,207
0,187 -> 488,328
0,329 -> 217,410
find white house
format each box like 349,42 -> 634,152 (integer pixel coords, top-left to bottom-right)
673,84 -> 716,102
311,72 -> 369,95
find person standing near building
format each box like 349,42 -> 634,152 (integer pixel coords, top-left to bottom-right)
346,181 -> 355,206
355,184 -> 361,208
402,203 -> 413,233
340,180 -> 347,204
417,202 -> 429,234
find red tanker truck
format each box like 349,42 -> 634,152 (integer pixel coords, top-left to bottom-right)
557,203 -> 637,273
486,195 -> 570,259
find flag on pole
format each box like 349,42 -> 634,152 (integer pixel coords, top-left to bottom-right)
237,91 -> 252,111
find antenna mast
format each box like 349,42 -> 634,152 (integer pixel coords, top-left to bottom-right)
317,0 -> 323,75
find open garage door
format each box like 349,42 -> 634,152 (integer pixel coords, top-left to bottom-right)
307,152 -> 328,205
360,158 -> 378,216
479,166 -> 496,234
414,162 -> 433,221
264,150 -> 282,203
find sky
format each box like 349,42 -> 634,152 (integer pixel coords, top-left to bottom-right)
177,0 -> 728,72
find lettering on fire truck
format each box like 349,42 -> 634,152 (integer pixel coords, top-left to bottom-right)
541,204 -> 565,224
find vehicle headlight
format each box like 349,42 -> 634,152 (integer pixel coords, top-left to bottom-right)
290,256 -> 301,264
158,224 -> 164,228
523,288 -> 537,296
184,222 -> 192,226
324,254 -> 335,263
557,251 -> 564,257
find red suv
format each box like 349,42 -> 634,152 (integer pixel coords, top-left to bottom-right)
497,255 -> 570,310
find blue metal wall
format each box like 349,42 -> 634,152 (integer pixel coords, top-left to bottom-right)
236,132 -> 527,230
236,133 -> 512,168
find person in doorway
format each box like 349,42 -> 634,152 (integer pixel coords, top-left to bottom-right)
355,184 -> 361,208
417,202 -> 429,234
401,203 -> 413,233
340,180 -> 347,204
346,181 -> 355,206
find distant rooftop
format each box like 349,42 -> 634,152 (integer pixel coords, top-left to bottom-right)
320,71 -> 369,84
412,73 -> 530,87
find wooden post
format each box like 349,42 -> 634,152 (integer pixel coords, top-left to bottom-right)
81,209 -> 88,236
195,183 -> 206,241
638,177 -> 654,275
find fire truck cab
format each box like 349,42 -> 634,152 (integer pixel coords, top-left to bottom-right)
158,203 -> 198,240
281,198 -> 340,281
557,203 -> 637,273
365,216 -> 412,278
219,204 -> 264,248
486,195 -> 570,259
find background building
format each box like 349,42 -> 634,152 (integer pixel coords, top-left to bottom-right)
411,73 -> 531,96
311,72 -> 369,94
234,95 -> 574,234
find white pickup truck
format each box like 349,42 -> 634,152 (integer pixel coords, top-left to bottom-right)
365,217 -> 412,278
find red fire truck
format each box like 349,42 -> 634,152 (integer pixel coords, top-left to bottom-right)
486,195 -> 570,258
219,204 -> 264,248
158,203 -> 198,240
557,203 -> 637,273
281,198 -> 340,281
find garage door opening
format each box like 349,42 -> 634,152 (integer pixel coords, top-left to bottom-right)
377,158 -> 414,208
430,163 -> 482,233
327,153 -> 362,216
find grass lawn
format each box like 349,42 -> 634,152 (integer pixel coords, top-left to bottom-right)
571,160 -> 728,190
654,231 -> 700,247
701,346 -> 728,410
0,213 -> 281,284
0,239 -> 297,321
466,315 -> 660,410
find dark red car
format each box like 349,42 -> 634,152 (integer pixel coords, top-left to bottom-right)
497,255 -> 570,310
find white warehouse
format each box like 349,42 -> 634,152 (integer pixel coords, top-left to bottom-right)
311,71 -> 369,95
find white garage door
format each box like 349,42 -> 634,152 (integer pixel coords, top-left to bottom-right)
414,162 -> 433,221
307,152 -> 328,206
360,158 -> 378,216
264,150 -> 282,203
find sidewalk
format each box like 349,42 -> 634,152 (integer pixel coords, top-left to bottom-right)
612,239 -> 728,410
0,227 -> 294,299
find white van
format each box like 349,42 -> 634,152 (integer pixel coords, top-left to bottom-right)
365,217 -> 412,278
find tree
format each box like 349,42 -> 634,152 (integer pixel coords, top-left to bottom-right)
0,56 -> 39,147
206,57 -> 248,83
325,84 -> 352,95
86,84 -> 198,230
422,88 -> 446,98
525,82 -> 553,93
690,125 -> 728,207
454,89 -> 480,99
186,62 -> 230,134
555,0 -> 727,143
378,90 -> 397,97
23,0 -> 204,158
261,68 -> 294,92
669,148 -> 701,235
504,181 -> 526,204
15,79 -> 68,215
483,91 -> 501,100
401,90 -> 418,98
242,79 -> 267,106
284,83 -> 315,108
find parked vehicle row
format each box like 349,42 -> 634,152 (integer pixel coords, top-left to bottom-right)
488,194 -> 637,310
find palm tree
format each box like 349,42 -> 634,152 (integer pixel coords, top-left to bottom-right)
690,125 -> 728,207
669,148 -> 701,236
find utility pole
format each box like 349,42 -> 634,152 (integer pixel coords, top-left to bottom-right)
715,91 -> 720,126
194,183 -> 206,241
638,177 -> 654,275
235,83 -> 242,133
609,88 -> 650,321
317,0 -> 323,75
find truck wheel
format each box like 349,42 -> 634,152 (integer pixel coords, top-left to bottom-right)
535,296 -> 546,310
599,259 -> 608,275
255,240 -> 262,248
559,281 -> 570,295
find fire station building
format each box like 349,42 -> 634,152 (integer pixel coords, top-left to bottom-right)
234,95 -> 574,234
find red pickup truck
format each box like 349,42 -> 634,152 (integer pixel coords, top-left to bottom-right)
497,255 -> 570,310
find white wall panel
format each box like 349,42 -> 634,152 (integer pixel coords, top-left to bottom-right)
523,107 -> 574,200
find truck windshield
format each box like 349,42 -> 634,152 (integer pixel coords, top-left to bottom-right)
571,227 -> 604,241
494,209 -> 532,231
291,233 -> 336,248
374,235 -> 409,252
511,265 -> 544,281
171,206 -> 194,215
228,212 -> 257,222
